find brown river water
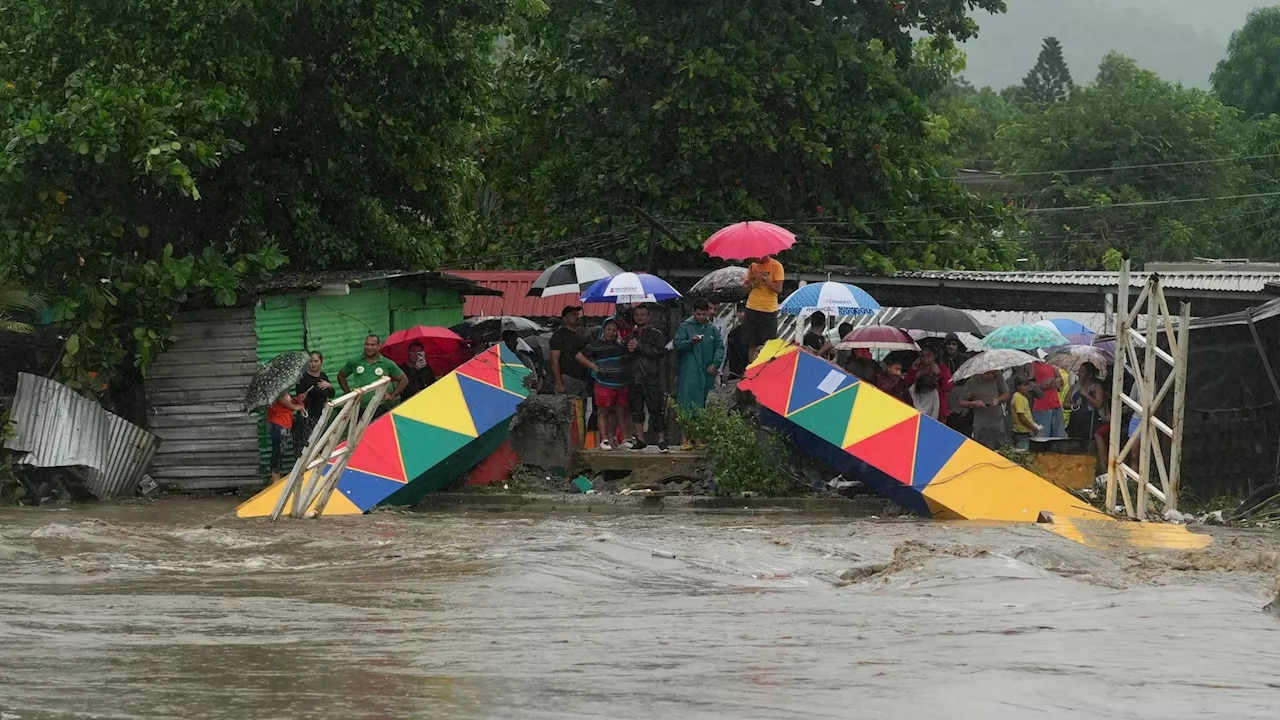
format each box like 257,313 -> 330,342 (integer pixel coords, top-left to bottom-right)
2,500 -> 1280,719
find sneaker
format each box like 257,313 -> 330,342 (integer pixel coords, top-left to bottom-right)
628,437 -> 647,451
620,438 -> 636,450
657,442 -> 670,453
599,439 -> 614,451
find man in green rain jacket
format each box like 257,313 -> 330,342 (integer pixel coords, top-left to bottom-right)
674,298 -> 725,413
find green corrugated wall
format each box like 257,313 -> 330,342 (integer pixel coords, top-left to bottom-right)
305,288 -> 391,371
254,295 -> 306,474
390,287 -> 464,331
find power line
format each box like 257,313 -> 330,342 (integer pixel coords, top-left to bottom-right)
996,153 -> 1280,178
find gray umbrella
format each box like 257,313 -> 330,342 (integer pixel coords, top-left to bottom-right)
244,351 -> 310,413
690,266 -> 748,300
951,349 -> 1040,383
889,305 -> 987,337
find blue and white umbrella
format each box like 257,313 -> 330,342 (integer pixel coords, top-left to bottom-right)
780,281 -> 881,316
580,272 -> 682,304
1036,318 -> 1095,337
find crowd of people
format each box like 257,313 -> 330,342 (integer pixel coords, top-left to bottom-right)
836,331 -> 1113,457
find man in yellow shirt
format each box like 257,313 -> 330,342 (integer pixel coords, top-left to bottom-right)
1011,374 -> 1042,450
742,254 -> 784,362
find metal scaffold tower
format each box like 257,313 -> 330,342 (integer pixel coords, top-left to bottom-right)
269,377 -> 390,520
1106,260 -> 1191,518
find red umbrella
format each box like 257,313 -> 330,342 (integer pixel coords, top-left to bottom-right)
702,221 -> 796,260
382,326 -> 470,377
835,325 -> 919,351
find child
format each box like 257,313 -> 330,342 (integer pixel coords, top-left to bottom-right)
266,391 -> 305,484
576,318 -> 634,450
1011,375 -> 1042,450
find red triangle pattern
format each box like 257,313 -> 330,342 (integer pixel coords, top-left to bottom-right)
847,415 -> 920,485
738,351 -> 798,415
456,346 -> 503,388
344,415 -> 408,483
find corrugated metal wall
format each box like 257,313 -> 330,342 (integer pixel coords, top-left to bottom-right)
146,308 -> 260,489
8,373 -> 161,499
254,296 -> 307,474
305,288 -> 391,369
390,287 -> 465,331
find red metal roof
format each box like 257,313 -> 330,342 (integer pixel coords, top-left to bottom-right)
446,270 -> 616,318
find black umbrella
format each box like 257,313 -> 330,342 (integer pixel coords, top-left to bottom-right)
450,316 -> 547,346
888,305 -> 986,337
244,351 -> 309,413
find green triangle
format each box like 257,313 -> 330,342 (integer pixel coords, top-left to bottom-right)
392,414 -> 475,481
501,363 -> 532,397
788,383 -> 859,448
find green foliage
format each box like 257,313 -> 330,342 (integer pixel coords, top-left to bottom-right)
678,406 -> 789,497
1019,37 -> 1074,105
998,52 -> 1250,269
484,0 -> 1017,273
0,412 -> 22,505
1213,7 -> 1280,119
0,279 -> 41,335
1,0 -> 514,390
931,79 -> 1023,171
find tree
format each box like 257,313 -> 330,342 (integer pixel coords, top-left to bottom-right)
1020,37 -> 1074,105
483,0 -> 1018,275
0,0 -> 513,401
930,78 -> 1022,171
1213,7 -> 1280,119
999,53 -> 1249,269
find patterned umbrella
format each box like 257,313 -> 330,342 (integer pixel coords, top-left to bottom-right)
1044,345 -> 1113,376
888,305 -> 987,336
528,258 -> 624,298
836,325 -> 918,351
690,266 -> 748,299
978,323 -> 1070,351
244,351 -> 310,413
702,221 -> 796,260
780,281 -> 881,316
580,272 -> 682,304
951,349 -> 1040,383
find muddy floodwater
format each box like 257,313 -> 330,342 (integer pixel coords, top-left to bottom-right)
2,501 -> 1280,719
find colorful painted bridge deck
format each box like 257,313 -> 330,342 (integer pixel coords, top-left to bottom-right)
741,340 -> 1118,524
237,344 -> 531,518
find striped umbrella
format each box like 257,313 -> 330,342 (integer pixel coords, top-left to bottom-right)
978,323 -> 1070,352
528,258 -> 624,298
780,281 -> 881,316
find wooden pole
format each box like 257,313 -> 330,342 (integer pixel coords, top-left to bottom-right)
1106,260 -> 1130,513
1167,301 -> 1191,512
309,382 -> 387,518
1136,277 -> 1160,519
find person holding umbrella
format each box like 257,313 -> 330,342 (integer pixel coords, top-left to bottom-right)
742,254 -> 784,361
625,305 -> 669,451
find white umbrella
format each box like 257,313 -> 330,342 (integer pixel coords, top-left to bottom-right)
952,349 -> 1040,383
1044,345 -> 1113,376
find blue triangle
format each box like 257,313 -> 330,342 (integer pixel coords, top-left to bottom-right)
910,415 -> 968,489
786,351 -> 858,415
335,469 -> 406,512
498,343 -> 523,365
457,374 -> 525,435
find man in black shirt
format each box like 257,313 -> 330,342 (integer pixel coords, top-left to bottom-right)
725,306 -> 750,379
802,311 -> 834,359
293,351 -> 334,453
549,305 -> 590,394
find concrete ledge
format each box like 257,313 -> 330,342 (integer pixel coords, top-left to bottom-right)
415,492 -> 903,516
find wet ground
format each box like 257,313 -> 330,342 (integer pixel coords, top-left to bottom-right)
2,500 -> 1279,719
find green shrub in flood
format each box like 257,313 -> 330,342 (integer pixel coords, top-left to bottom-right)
678,406 -> 789,497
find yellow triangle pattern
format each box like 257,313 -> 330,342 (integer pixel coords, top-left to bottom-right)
235,473 -> 364,518
391,373 -> 478,438
842,384 -> 920,448
748,339 -> 797,370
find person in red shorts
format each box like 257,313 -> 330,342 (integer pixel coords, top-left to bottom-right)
576,319 -> 634,450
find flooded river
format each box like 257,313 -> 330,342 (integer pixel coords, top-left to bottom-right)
2,500 -> 1280,719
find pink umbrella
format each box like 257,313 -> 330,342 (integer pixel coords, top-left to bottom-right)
702,221 -> 796,260
835,325 -> 919,351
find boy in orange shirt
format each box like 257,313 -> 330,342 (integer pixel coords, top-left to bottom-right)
266,391 -> 305,484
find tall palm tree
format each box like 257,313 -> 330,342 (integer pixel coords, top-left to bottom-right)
0,282 -> 41,335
